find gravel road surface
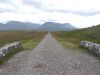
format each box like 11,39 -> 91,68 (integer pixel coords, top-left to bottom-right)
0,33 -> 100,75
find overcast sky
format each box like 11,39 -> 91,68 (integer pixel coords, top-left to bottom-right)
0,0 -> 100,28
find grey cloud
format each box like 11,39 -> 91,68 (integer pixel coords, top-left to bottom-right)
0,0 -> 41,13
0,5 -> 17,13
40,19 -> 56,23
77,11 -> 100,16
22,0 -> 42,9
0,0 -> 100,17
0,0 -> 16,13
43,8 -> 100,16
0,8 -> 16,13
0,0 -> 10,3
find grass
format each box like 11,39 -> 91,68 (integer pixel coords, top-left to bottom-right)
0,31 -> 47,64
0,31 -> 47,49
52,25 -> 100,53
22,39 -> 42,50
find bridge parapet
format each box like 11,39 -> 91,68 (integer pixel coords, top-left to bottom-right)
80,41 -> 100,56
0,42 -> 22,57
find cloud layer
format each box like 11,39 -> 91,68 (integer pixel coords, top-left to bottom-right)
0,0 -> 100,28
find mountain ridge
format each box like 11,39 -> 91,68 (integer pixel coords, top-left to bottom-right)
39,22 -> 76,31
0,21 -> 76,31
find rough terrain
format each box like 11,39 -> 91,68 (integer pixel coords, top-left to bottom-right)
0,33 -> 100,75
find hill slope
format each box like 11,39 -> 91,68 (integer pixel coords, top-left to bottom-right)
52,24 -> 100,49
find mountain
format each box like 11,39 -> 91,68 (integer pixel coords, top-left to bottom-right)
0,21 -> 40,31
39,22 -> 76,31
0,21 -> 76,31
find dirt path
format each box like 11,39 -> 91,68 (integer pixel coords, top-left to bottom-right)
0,33 -> 100,75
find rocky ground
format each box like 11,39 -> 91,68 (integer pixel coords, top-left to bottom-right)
0,33 -> 100,75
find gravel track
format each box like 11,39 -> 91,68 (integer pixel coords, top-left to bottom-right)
0,33 -> 100,75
